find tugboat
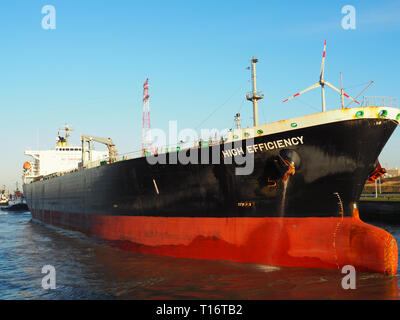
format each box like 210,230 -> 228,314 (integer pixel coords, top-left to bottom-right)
23,41 -> 400,274
2,184 -> 29,212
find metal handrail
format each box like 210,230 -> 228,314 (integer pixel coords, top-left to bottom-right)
78,136 -> 228,170
362,96 -> 398,108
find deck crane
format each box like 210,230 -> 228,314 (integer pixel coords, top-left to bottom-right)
81,135 -> 118,167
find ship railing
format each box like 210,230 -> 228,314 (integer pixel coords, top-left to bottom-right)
115,150 -> 143,161
79,137 -> 229,169
30,167 -> 81,182
362,96 -> 398,108
149,138 -> 227,155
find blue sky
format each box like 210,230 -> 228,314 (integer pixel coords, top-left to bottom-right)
0,0 -> 399,190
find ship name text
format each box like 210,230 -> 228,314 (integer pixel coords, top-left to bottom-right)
222,136 -> 304,158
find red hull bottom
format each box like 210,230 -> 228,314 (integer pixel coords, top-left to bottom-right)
31,209 -> 398,274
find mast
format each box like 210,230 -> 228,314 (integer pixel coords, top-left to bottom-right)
340,72 -> 344,109
246,57 -> 264,126
142,78 -> 151,156
57,124 -> 74,147
320,41 -> 327,112
234,113 -> 241,129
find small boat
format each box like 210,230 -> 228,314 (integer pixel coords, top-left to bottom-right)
2,190 -> 29,212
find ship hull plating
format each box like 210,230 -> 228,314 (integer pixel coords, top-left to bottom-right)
24,117 -> 399,273
30,209 -> 397,274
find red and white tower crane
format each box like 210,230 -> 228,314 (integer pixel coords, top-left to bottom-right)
142,78 -> 152,156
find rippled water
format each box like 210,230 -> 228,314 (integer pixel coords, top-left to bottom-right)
1,210 -> 400,300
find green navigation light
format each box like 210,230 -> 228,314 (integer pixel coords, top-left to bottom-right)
355,111 -> 364,118
379,110 -> 388,118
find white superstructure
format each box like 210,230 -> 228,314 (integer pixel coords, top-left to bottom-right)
23,125 -> 109,183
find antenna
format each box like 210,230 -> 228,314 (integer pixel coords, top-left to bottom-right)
234,113 -> 241,129
282,40 -> 360,111
58,124 -> 74,145
246,57 -> 264,126
142,78 -> 152,156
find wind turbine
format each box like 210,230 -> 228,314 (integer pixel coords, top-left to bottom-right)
282,40 -> 360,112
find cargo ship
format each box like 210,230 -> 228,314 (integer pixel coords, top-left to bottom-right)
23,42 -> 400,274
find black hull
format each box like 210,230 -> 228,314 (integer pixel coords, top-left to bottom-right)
2,203 -> 29,212
23,117 -> 398,218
